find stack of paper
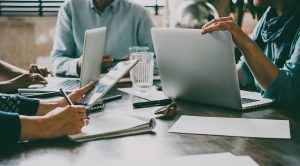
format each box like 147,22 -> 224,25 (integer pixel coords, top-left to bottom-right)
102,153 -> 259,166
169,116 -> 291,139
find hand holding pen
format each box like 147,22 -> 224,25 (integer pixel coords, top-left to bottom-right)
60,88 -> 90,127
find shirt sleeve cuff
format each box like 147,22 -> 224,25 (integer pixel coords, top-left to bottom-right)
18,96 -> 40,116
67,58 -> 80,77
0,112 -> 20,146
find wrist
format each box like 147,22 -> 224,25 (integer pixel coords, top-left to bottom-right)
58,99 -> 68,108
36,102 -> 60,116
38,114 -> 63,139
20,115 -> 45,140
236,33 -> 255,55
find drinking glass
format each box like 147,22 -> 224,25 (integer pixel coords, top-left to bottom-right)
129,46 -> 149,55
130,52 -> 154,93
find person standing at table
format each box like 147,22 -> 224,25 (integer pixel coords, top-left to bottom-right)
201,0 -> 300,106
51,0 -> 154,77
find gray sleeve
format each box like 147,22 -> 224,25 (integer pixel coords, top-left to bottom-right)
51,2 -> 80,77
263,31 -> 300,105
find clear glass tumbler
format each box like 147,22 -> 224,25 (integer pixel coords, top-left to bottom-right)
129,46 -> 149,55
130,52 -> 154,93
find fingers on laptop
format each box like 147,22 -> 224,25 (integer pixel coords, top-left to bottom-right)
202,17 -> 234,29
29,64 -> 52,77
29,73 -> 48,85
201,17 -> 235,34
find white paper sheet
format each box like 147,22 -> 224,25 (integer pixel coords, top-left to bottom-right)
169,116 -> 290,139
118,87 -> 168,101
102,153 -> 259,166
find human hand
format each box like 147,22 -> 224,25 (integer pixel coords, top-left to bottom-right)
76,56 -> 84,75
58,82 -> 94,107
40,105 -> 88,139
101,55 -> 113,72
107,55 -> 130,73
29,64 -> 52,77
201,17 -> 252,50
7,73 -> 47,91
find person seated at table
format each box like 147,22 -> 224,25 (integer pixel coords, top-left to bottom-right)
201,0 -> 300,106
0,82 -> 93,147
51,0 -> 154,77
0,60 -> 51,93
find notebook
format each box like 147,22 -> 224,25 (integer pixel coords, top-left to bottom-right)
68,113 -> 156,142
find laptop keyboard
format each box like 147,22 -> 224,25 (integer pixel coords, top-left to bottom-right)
241,98 -> 259,104
55,80 -> 80,90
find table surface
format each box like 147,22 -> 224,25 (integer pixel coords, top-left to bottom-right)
1,83 -> 300,166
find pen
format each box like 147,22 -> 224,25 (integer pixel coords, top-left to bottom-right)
133,99 -> 172,109
59,88 -> 74,106
101,95 -> 122,103
60,88 -> 90,123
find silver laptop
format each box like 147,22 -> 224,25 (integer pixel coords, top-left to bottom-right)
151,28 -> 273,110
18,27 -> 106,93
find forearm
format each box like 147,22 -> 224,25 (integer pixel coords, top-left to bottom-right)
36,101 -> 64,116
0,81 -> 16,93
0,60 -> 27,80
240,40 -> 280,91
237,65 -> 249,86
19,115 -> 45,140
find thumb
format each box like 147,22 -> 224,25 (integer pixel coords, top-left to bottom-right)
78,82 -> 94,94
69,82 -> 94,100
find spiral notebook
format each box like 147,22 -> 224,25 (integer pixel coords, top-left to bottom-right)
68,113 -> 156,142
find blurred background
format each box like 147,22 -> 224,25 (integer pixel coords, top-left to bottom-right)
0,0 -> 265,69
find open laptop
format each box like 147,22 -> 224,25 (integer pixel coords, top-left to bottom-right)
18,27 -> 106,93
151,28 -> 273,110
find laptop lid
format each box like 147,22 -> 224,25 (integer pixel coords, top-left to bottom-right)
151,28 -> 243,110
80,27 -> 106,88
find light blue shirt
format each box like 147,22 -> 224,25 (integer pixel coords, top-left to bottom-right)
51,0 -> 154,77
